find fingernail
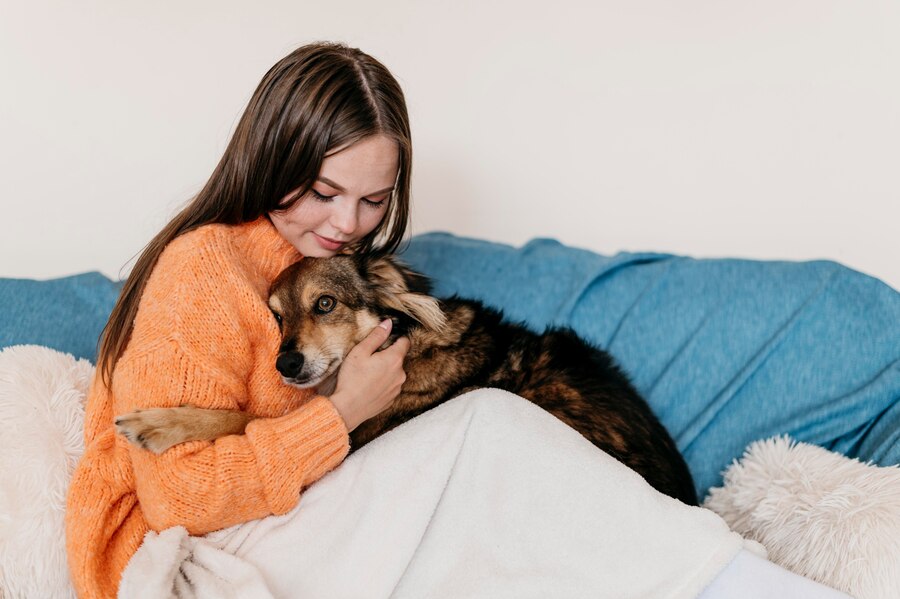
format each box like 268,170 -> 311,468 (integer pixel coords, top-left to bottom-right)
378,319 -> 392,331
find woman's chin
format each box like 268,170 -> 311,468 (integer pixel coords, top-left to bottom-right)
292,239 -> 338,258
301,248 -> 338,258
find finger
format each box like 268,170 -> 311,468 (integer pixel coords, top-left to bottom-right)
355,319 -> 393,354
384,335 -> 411,357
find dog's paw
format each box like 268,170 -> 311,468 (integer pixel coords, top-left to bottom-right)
114,407 -> 195,454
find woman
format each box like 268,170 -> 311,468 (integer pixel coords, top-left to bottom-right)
66,41 -> 851,599
65,41 -> 411,598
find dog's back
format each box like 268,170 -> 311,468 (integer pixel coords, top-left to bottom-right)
353,296 -> 699,505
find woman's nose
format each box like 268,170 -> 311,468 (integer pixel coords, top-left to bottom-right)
331,201 -> 359,235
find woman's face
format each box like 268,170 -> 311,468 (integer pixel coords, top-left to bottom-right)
270,134 -> 399,257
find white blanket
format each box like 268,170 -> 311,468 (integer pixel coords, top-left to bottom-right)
119,389 -> 753,599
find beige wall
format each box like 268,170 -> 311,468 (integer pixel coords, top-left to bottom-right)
1,0 -> 898,289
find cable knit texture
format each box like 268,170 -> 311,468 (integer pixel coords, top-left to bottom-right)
65,218 -> 350,599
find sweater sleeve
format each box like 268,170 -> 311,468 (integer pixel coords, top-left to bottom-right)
114,344 -> 349,534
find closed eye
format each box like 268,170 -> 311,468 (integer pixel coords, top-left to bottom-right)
312,189 -> 387,209
311,189 -> 335,202
362,196 -> 387,208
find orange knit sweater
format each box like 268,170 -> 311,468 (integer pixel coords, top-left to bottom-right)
65,217 -> 350,599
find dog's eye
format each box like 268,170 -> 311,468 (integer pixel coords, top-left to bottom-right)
271,311 -> 283,327
315,295 -> 336,314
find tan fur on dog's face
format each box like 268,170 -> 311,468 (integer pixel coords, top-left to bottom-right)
267,255 -> 447,390
268,258 -> 381,388
268,255 -> 446,390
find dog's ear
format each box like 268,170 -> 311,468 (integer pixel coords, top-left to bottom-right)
396,263 -> 433,296
359,254 -> 447,333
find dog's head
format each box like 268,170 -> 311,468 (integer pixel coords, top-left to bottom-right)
267,254 -> 447,389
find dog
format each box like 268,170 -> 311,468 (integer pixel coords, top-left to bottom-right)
115,254 -> 698,505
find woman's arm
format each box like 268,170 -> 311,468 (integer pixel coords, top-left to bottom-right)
114,345 -> 349,535
114,319 -> 410,453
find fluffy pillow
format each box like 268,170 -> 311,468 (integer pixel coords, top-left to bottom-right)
704,436 -> 900,599
0,345 -> 92,599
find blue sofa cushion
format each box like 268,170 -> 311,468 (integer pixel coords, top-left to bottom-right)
0,272 -> 122,363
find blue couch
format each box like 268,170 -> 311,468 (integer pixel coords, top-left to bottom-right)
3,233 -> 898,498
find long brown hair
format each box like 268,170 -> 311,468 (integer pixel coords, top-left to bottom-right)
97,41 -> 412,385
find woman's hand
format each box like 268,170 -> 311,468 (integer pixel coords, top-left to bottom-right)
329,319 -> 410,432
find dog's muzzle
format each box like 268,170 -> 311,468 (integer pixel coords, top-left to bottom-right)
276,351 -> 305,378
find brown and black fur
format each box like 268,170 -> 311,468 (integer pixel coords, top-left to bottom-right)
116,254 -> 698,505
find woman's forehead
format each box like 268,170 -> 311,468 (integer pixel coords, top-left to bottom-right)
320,134 -> 399,194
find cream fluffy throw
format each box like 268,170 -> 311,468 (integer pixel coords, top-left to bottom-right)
119,388 -> 750,599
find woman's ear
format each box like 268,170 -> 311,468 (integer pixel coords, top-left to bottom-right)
360,254 -> 447,333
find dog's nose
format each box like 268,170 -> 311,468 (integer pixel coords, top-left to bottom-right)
276,352 -> 304,377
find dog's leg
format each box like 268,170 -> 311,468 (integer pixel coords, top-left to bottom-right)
115,406 -> 253,454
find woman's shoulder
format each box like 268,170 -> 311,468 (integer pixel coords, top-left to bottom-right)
160,222 -> 240,268
140,223 -> 251,317
128,222 -> 270,356
157,218 -> 290,277
131,217 -> 294,341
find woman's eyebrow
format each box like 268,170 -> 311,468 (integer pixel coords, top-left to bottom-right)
316,176 -> 394,196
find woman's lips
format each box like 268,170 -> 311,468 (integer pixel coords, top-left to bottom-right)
313,233 -> 346,251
